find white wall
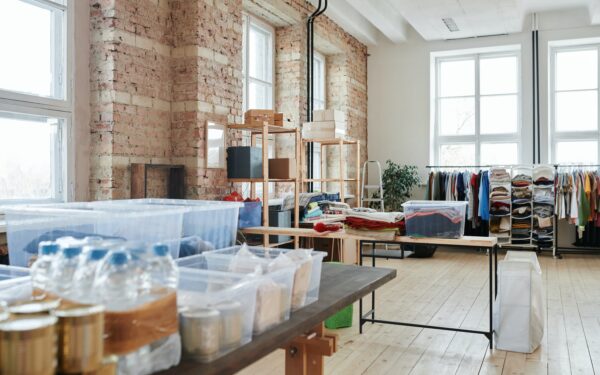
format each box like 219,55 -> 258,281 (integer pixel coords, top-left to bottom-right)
368,8 -> 600,176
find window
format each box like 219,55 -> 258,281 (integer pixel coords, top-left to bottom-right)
242,14 -> 274,112
241,14 -> 275,198
312,52 -> 326,190
432,48 -> 521,166
0,0 -> 70,203
550,43 -> 599,164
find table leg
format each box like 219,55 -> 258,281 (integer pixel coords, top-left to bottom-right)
372,241 -> 376,322
489,245 -> 494,349
359,240 -> 364,334
494,244 -> 498,298
284,323 -> 337,375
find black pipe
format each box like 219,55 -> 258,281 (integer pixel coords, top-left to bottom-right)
531,29 -> 537,164
306,0 -> 327,192
535,30 -> 541,163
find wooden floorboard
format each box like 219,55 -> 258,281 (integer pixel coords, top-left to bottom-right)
237,249 -> 600,375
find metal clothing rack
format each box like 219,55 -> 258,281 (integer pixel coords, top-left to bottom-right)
553,164 -> 600,258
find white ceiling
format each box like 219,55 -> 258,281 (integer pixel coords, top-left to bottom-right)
317,0 -> 600,45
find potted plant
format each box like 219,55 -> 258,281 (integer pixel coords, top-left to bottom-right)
371,160 -> 420,212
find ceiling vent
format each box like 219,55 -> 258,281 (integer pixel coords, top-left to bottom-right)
442,17 -> 459,32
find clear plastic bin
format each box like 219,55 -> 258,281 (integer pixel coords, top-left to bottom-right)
0,265 -> 31,304
178,251 -> 296,334
3,203 -> 186,267
402,200 -> 467,239
177,267 -> 258,362
206,247 -> 326,311
91,199 -> 243,253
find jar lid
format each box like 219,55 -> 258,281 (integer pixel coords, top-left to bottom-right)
211,300 -> 242,314
0,315 -> 57,332
53,304 -> 105,318
9,298 -> 61,314
182,308 -> 220,320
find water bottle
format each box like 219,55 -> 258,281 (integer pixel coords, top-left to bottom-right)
50,245 -> 83,298
148,244 -> 178,291
94,250 -> 138,311
72,247 -> 109,303
128,243 -> 152,296
30,241 -> 60,294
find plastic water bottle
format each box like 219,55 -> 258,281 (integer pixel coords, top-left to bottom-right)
94,250 -> 138,311
72,247 -> 109,303
30,241 -> 60,293
129,243 -> 152,295
50,245 -> 83,298
148,244 -> 178,290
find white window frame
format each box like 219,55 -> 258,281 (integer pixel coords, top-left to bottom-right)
313,51 -> 326,111
0,0 -> 72,204
549,41 -> 600,164
431,47 -> 522,166
242,13 -> 275,112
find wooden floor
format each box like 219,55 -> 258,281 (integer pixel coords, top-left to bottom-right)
238,249 -> 600,374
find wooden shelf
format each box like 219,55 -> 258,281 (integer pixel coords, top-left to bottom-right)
302,138 -> 359,145
228,124 -> 298,134
266,239 -> 295,248
228,178 -> 297,183
302,178 -> 358,182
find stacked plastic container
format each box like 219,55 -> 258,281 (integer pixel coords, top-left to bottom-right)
177,267 -> 259,362
402,201 -> 467,238
3,202 -> 187,266
178,251 -> 296,335
0,265 -> 31,304
205,246 -> 327,311
90,199 -> 243,253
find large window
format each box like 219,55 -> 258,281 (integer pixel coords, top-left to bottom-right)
550,43 -> 599,164
432,48 -> 521,166
242,14 -> 274,112
241,14 -> 275,198
0,0 -> 70,203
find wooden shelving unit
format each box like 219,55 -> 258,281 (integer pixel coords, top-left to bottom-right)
300,138 -> 361,206
227,123 -> 300,247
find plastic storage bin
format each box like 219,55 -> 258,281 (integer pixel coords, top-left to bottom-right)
177,267 -> 259,362
402,201 -> 467,239
3,203 -> 186,267
238,201 -> 262,229
91,199 -> 242,252
206,246 -> 326,311
178,251 -> 296,334
0,265 -> 31,304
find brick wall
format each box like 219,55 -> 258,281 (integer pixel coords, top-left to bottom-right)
89,0 -> 367,200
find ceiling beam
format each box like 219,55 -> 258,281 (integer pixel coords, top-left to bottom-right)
309,0 -> 382,45
346,0 -> 408,43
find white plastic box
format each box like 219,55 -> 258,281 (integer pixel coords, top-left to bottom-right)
313,109 -> 346,122
0,265 -> 31,304
91,199 -> 243,254
402,200 -> 467,239
177,267 -> 259,362
178,250 -> 296,334
302,121 -> 346,140
3,203 -> 186,267
206,247 -> 326,311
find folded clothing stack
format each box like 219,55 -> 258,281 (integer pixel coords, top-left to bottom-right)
402,202 -> 466,239
343,210 -> 405,240
304,202 -> 323,221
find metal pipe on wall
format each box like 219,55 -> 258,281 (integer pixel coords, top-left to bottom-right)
306,0 -> 327,192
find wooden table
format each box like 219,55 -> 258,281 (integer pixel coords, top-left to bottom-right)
160,263 -> 396,375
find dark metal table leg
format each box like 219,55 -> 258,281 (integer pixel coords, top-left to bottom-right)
359,240 -> 364,333
494,244 -> 498,298
489,245 -> 494,349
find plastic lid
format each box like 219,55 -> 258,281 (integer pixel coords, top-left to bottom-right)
152,244 -> 169,257
88,248 -> 109,261
109,251 -> 128,266
62,246 -> 82,259
38,241 -> 59,256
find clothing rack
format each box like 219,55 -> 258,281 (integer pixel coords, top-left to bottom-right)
554,164 -> 600,258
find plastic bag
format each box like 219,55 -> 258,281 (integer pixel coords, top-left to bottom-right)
229,244 -> 263,275
493,251 -> 545,353
271,250 -> 312,310
116,333 -> 181,375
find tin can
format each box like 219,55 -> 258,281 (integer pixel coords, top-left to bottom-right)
212,300 -> 243,350
180,308 -> 221,362
54,304 -> 105,374
8,298 -> 61,315
0,315 -> 58,375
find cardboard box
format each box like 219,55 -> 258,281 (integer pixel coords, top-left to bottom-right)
227,147 -> 263,179
245,109 -> 274,118
269,158 -> 297,179
314,109 -> 345,122
302,121 -> 346,140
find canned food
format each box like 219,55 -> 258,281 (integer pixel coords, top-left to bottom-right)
0,315 -> 58,375
180,308 -> 220,362
53,304 -> 105,374
212,300 -> 243,350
